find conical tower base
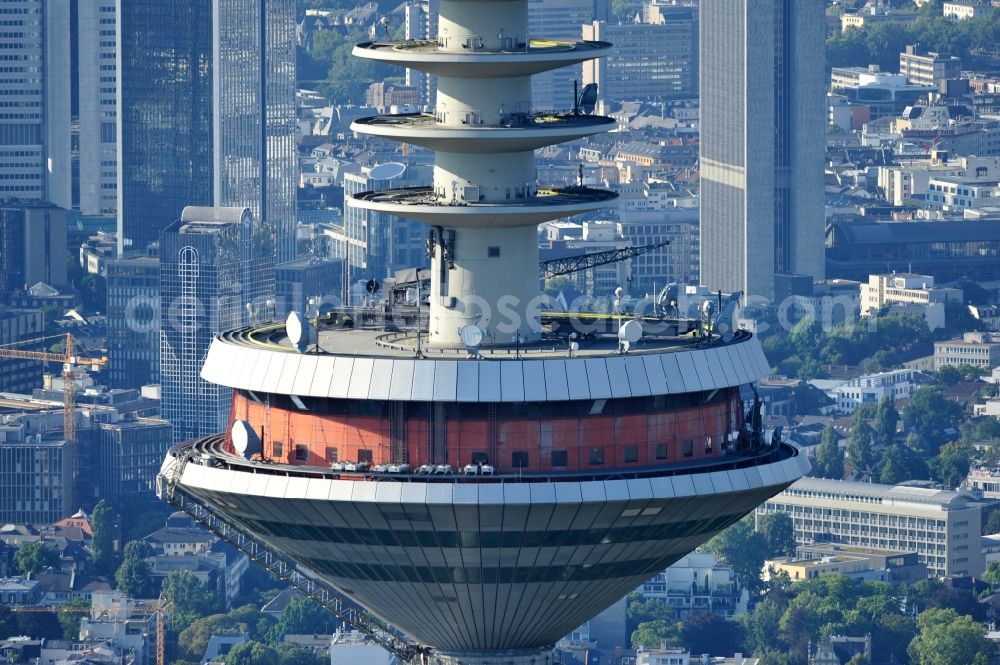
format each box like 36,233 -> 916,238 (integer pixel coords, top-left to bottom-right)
421,647 -> 554,665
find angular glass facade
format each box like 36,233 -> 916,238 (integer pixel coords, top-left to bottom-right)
116,0 -> 214,254
214,0 -> 298,265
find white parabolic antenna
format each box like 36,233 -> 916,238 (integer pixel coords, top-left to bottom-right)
231,419 -> 261,458
286,310 -> 308,352
459,324 -> 484,349
619,319 -> 643,345
369,161 -> 407,181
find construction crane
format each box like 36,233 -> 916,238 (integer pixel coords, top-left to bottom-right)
0,332 -> 108,442
538,240 -> 671,279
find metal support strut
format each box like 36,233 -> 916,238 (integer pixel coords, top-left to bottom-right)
160,454 -> 423,663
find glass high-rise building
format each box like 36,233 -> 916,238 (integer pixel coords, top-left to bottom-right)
159,207 -> 273,444
699,0 -> 825,300
116,1 -> 214,255
117,0 -> 297,262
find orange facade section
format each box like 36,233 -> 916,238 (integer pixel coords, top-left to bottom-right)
227,388 -> 745,474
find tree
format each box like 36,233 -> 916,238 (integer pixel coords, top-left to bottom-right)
847,422 -> 877,475
114,540 -> 154,599
986,510 -> 1000,536
58,597 -> 89,640
928,441 -> 973,489
15,609 -> 61,639
680,611 -> 743,657
14,542 -> 60,578
277,597 -> 335,636
813,427 -> 844,480
984,560 -> 1000,587
0,603 -> 17,640
907,608 -> 991,665
791,318 -> 824,357
226,640 -> 280,665
276,643 -> 324,665
90,499 -> 117,575
628,595 -> 675,634
631,619 -> 682,650
874,395 -> 899,446
162,570 -> 224,631
757,513 -> 796,557
701,517 -> 771,591
902,388 -> 963,455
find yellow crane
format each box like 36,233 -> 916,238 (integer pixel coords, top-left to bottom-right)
0,332 -> 108,442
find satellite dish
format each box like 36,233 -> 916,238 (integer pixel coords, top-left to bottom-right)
619,319 -> 643,345
577,83 -> 598,115
231,419 -> 261,459
286,311 -> 310,353
459,324 -> 484,349
713,291 -> 743,343
366,279 -> 381,295
368,161 -> 407,181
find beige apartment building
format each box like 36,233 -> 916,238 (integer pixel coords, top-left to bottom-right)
757,477 -> 986,578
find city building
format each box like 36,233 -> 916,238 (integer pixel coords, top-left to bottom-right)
757,478 -> 987,578
700,0 -> 825,300
0,308 -> 44,394
94,418 -> 172,505
540,221 -> 630,298
118,1 -> 298,263
833,368 -> 917,414
875,153 -> 998,207
840,9 -> 918,31
943,2 -> 993,20
899,46 -> 962,89
926,175 -> 1000,211
834,71 -> 933,123
636,649 -> 759,665
935,332 -> 1000,370
159,207 -> 273,444
275,258 -> 343,318
0,204 -> 68,299
338,163 -> 431,287
764,549 -> 925,583
0,428 -> 72,525
860,273 -> 962,317
636,553 -> 748,620
582,7 -> 698,102
963,466 -> 1000,499
77,0 -> 118,218
366,81 -> 422,111
403,0 -> 439,107
0,1 -> 71,207
157,3 -> 810,664
530,0 -> 604,110
825,219 -> 1000,283
792,543 -> 927,583
0,578 -> 42,605
106,255 -> 160,389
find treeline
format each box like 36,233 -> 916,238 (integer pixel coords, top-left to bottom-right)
828,1 -> 1000,72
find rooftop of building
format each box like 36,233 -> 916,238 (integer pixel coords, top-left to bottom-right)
782,477 -> 981,509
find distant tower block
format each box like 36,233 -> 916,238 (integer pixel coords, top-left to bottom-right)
351,0 -> 617,347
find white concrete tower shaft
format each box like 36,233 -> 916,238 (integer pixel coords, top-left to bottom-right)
350,0 -> 616,348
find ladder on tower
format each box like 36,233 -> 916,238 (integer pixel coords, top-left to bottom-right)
160,454 -> 422,663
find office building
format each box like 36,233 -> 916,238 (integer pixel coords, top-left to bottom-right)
275,257 -> 342,318
700,0 -> 826,300
106,255 -> 160,389
530,0 -> 604,111
0,308 -> 44,394
0,429 -> 73,525
157,3 -> 810,662
0,203 -> 68,298
159,207 -> 273,444
338,163 -> 431,286
116,1 -> 214,254
860,273 -> 962,316
77,0 -> 118,218
94,419 -> 172,505
899,46 -> 962,89
404,0 -> 439,107
935,332 -> 1000,370
582,7 -> 698,102
118,1 -> 297,262
0,1 -> 71,207
757,477 -> 987,578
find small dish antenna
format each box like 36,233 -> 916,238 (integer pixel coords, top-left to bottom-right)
286,310 -> 310,353
618,319 -> 642,354
577,83 -> 599,115
231,419 -> 262,459
459,324 -> 484,356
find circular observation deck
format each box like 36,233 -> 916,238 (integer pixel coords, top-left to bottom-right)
351,113 -> 616,153
349,186 -> 618,227
353,39 -> 613,77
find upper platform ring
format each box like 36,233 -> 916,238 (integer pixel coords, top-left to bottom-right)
353,39 -> 613,77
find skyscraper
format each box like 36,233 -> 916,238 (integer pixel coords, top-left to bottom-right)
159,206 -> 273,444
77,0 -> 119,218
117,0 -> 297,261
699,1 -> 825,300
0,1 -> 71,207
116,1 -> 214,254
